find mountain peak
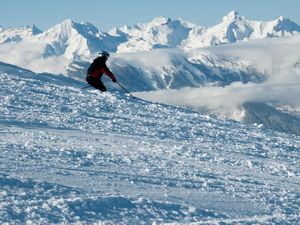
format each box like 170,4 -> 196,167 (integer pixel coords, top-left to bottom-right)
223,10 -> 240,22
149,16 -> 172,26
29,25 -> 43,35
52,19 -> 103,35
44,19 -> 77,35
277,16 -> 284,21
60,19 -> 75,26
273,16 -> 300,32
0,25 -> 43,44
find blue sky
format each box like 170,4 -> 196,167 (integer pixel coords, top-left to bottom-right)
1,0 -> 300,31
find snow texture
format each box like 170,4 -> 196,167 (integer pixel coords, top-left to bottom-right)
1,13 -> 300,223
0,59 -> 299,224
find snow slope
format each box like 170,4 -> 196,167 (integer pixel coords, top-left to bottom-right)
243,102 -> 300,136
0,63 -> 299,224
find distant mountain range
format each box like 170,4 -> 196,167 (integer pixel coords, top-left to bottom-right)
0,11 -> 299,88
1,11 -> 300,56
114,11 -> 300,52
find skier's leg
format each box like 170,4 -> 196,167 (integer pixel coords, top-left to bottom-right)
96,80 -> 107,92
86,77 -> 107,92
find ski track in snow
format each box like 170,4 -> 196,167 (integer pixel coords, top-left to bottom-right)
0,70 -> 300,224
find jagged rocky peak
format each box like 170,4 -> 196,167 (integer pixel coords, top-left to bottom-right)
29,25 -> 43,34
108,27 -> 125,36
223,10 -> 241,22
148,16 -> 172,26
0,24 -> 42,34
59,19 -> 75,27
12,25 -> 43,35
273,16 -> 300,32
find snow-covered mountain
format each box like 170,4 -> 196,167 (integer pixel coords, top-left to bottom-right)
1,11 -> 299,69
183,11 -> 300,49
36,19 -> 123,60
112,11 -> 300,52
0,17 -> 270,88
114,16 -> 200,52
96,49 -> 263,92
0,11 -> 299,79
0,25 -> 42,44
1,60 -> 299,224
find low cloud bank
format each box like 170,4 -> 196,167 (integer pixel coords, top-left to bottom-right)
137,35 -> 300,121
136,78 -> 300,121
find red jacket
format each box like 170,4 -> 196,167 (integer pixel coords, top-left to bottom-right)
87,57 -> 117,82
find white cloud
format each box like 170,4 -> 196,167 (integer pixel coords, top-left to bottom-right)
136,76 -> 300,121
137,35 -> 300,121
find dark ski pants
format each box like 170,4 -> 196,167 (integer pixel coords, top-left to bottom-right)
86,76 -> 107,92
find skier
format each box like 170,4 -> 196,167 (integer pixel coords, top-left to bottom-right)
86,51 -> 117,92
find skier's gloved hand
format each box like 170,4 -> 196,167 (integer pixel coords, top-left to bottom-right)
112,78 -> 117,83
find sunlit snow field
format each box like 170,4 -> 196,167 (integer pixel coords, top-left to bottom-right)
0,64 -> 299,224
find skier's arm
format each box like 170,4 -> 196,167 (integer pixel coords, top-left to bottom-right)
102,65 -> 117,82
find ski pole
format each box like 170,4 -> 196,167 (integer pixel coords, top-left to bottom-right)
81,85 -> 92,90
116,82 -> 136,99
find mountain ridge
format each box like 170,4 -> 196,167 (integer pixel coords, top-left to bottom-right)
1,11 -> 300,54
183,11 -> 300,49
0,25 -> 42,44
1,11 -> 298,88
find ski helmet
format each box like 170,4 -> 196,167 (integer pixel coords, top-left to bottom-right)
99,50 -> 110,58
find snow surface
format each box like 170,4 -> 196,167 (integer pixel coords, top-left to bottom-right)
1,13 -> 300,223
0,60 -> 300,224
